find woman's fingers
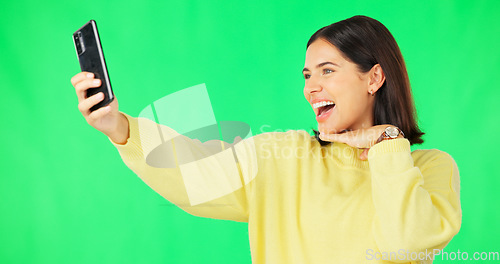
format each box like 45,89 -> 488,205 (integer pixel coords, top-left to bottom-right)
78,92 -> 105,116
326,132 -> 369,148
359,148 -> 369,160
319,126 -> 385,148
87,104 -> 112,126
75,78 -> 101,101
319,131 -> 350,144
71,72 -> 101,102
71,72 -> 93,86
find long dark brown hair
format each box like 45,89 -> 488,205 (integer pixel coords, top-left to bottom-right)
308,15 -> 424,146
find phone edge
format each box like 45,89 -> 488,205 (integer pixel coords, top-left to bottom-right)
90,20 -> 115,103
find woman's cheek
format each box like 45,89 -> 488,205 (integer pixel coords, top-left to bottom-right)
331,108 -> 349,133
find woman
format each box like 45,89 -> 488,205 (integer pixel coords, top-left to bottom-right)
71,15 -> 461,263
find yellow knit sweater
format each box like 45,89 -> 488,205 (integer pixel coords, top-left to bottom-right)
110,113 -> 461,264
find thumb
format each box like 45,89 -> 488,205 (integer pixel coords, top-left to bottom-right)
359,148 -> 369,160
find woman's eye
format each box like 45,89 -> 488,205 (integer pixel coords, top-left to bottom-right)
323,69 -> 334,74
304,74 -> 311,79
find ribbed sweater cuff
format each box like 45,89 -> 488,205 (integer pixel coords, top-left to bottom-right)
368,138 -> 413,176
369,137 -> 410,155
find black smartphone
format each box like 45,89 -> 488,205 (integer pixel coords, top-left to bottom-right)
73,20 -> 114,112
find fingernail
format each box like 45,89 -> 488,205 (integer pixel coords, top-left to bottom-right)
86,73 -> 94,78
98,92 -> 104,99
93,79 -> 100,85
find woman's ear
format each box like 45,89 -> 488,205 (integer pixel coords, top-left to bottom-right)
368,64 -> 385,93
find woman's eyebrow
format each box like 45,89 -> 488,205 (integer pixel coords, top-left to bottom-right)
302,61 -> 340,73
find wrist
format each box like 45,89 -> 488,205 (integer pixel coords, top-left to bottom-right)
374,126 -> 404,145
107,113 -> 130,145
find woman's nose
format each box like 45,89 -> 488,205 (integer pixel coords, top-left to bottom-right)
304,78 -> 322,94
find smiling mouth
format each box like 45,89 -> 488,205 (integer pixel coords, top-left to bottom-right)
316,104 -> 335,117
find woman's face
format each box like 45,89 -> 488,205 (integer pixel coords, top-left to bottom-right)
303,38 -> 377,134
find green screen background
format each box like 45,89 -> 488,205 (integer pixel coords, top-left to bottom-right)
1,0 -> 498,263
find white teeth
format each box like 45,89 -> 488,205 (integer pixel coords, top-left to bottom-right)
313,101 -> 335,109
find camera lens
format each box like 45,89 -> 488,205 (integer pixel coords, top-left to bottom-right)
76,34 -> 86,55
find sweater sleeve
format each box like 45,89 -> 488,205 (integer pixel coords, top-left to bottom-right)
367,138 -> 461,262
109,112 -> 259,223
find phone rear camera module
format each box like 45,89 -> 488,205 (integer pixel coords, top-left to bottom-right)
76,33 -> 86,55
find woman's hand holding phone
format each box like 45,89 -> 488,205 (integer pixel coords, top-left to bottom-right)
71,71 -> 129,144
